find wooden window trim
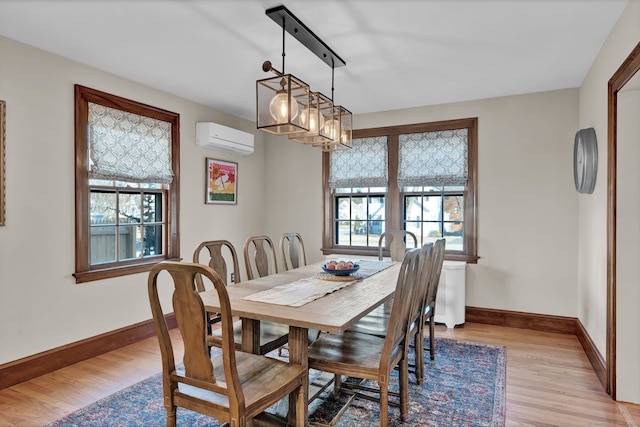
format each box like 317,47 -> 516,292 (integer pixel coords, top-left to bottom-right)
73,85 -> 180,283
322,117 -> 478,263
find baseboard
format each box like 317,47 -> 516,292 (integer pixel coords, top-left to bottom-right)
1,307 -> 608,394
466,306 -> 606,392
0,314 -> 176,390
575,318 -> 606,390
465,306 -> 577,335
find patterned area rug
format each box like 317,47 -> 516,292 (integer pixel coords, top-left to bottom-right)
46,337 -> 505,427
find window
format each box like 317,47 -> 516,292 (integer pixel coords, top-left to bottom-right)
74,85 -> 180,283
322,118 -> 478,263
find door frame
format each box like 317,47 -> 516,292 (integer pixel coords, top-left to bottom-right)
606,41 -> 640,399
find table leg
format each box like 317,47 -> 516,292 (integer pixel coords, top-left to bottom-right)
241,318 -> 261,354
288,326 -> 309,427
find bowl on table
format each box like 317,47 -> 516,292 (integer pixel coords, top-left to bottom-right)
321,261 -> 360,276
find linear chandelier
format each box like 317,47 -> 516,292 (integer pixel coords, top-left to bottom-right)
256,5 -> 352,151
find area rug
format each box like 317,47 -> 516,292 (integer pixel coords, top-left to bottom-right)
46,337 -> 505,427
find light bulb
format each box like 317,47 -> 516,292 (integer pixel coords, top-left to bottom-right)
323,118 -> 341,140
269,91 -> 299,123
300,107 -> 324,133
341,129 -> 349,145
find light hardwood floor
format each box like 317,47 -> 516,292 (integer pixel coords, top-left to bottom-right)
1,323 -> 639,426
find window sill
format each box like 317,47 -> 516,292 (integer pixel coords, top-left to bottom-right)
321,247 -> 479,264
73,257 -> 182,283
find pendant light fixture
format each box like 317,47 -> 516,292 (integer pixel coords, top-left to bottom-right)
309,63 -> 352,150
256,5 -> 352,150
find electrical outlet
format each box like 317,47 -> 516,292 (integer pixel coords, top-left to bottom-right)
230,272 -> 235,283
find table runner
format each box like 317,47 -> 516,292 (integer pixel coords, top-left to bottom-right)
242,260 -> 394,307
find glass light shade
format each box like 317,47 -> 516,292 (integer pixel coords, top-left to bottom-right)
300,106 -> 323,133
269,91 -> 299,122
289,92 -> 334,144
323,118 -> 340,141
257,73 -> 310,134
313,105 -> 352,151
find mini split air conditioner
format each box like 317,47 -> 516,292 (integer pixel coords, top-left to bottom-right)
195,122 -> 254,156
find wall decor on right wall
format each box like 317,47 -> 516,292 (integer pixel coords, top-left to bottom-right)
573,127 -> 598,194
0,100 -> 5,226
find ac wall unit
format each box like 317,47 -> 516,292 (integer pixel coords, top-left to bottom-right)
195,122 -> 254,156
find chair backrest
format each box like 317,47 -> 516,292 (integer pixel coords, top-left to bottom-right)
148,261 -> 244,410
379,248 -> 422,369
378,230 -> 418,261
193,240 -> 241,289
244,235 -> 279,280
424,238 -> 446,311
407,243 -> 434,333
280,232 -> 307,271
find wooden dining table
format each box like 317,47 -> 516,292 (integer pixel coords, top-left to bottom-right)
199,259 -> 401,427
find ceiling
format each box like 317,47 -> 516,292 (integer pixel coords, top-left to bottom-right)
0,0 -> 628,122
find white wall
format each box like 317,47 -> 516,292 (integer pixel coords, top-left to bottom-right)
577,0 -> 640,404
263,135 -> 325,266
266,89 -> 580,317
0,36 -> 267,364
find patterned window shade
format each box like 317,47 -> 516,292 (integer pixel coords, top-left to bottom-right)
329,136 -> 387,189
88,102 -> 173,183
398,129 -> 468,187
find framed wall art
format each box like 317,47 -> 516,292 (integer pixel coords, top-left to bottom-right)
0,100 -> 5,226
205,158 -> 237,205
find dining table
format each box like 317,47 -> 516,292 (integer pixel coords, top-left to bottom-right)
199,258 -> 401,427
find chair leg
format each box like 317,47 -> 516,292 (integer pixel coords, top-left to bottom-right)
296,382 -> 306,427
429,316 -> 435,361
415,327 -> 424,384
379,385 -> 389,427
399,358 -> 409,421
166,408 -> 176,427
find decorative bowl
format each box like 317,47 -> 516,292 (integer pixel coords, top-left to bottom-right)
321,263 -> 360,276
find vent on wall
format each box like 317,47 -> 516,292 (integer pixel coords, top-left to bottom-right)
196,122 -> 254,156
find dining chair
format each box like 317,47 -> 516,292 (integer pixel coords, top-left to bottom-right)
193,240 -> 240,332
147,261 -> 306,427
347,242 -> 435,384
279,232 -> 307,271
378,230 -> 418,261
243,235 -> 279,280
193,240 -> 289,355
277,232 -> 321,355
307,248 -> 422,426
422,238 -> 446,362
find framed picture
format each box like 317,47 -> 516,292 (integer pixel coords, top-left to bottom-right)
0,100 -> 5,226
205,158 -> 237,205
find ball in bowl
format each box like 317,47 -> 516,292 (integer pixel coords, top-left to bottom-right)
322,261 -> 360,276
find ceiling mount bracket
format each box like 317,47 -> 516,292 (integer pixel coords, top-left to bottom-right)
265,5 -> 346,69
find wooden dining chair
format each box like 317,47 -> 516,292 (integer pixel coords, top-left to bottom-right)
279,232 -> 307,271
277,232 -> 321,355
347,243 -> 435,384
307,248 -> 422,426
422,238 -> 446,362
378,230 -> 418,261
193,240 -> 240,332
244,235 -> 279,280
147,261 -> 306,427
193,240 -> 289,356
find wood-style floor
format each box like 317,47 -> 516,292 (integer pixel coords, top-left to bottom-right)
1,323 -> 639,426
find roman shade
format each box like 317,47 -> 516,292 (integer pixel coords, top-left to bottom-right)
328,136 -> 387,189
88,102 -> 173,184
398,129 -> 468,187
